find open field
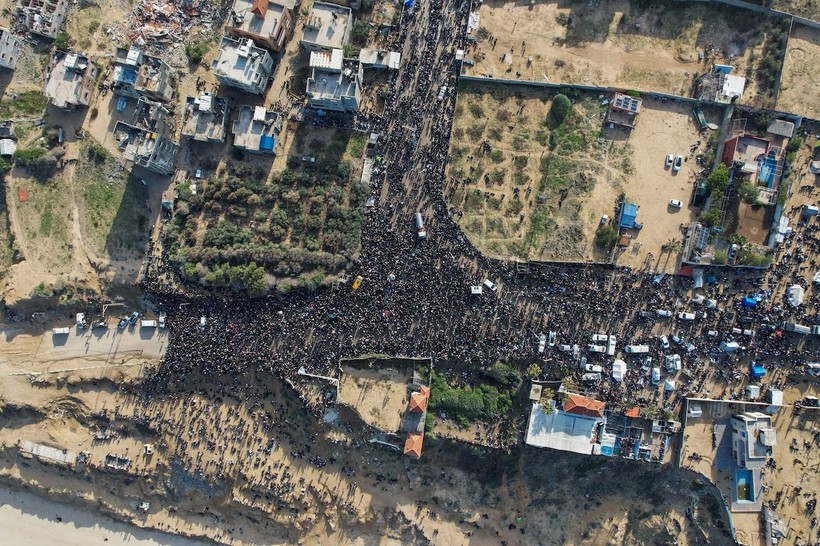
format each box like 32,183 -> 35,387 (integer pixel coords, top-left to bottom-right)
466,0 -> 774,99
777,23 -> 820,119
773,0 -> 820,22
338,365 -> 412,432
446,84 -> 714,269
683,395 -> 820,546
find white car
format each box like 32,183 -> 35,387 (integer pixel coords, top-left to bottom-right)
665,154 -> 674,168
659,335 -> 670,349
538,334 -> 546,354
673,155 -> 683,172
548,331 -> 557,347
669,199 -> 683,209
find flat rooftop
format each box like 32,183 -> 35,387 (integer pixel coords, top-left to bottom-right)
232,105 -> 280,152
302,2 -> 350,50
214,36 -> 272,85
232,0 -> 286,38
733,135 -> 769,165
308,67 -> 357,101
525,401 -> 601,455
45,53 -> 93,108
182,94 -> 229,142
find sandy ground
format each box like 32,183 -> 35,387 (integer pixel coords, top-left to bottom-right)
683,389 -> 820,546
466,0 -> 767,98
338,366 -> 411,433
777,23 -> 820,119
446,85 -> 716,270
0,486 -> 210,546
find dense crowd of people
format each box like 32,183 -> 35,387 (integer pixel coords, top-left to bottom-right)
137,0 -> 820,433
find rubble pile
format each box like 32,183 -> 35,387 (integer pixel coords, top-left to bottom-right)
126,0 -> 220,49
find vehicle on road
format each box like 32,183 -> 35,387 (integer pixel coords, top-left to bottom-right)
538,334 -> 546,354
548,331 -> 557,347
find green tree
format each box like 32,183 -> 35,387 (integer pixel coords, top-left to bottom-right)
595,224 -> 619,248
739,181 -> 759,204
350,21 -> 370,46
706,164 -> 730,193
525,363 -> 541,379
549,94 -> 572,126
54,32 -> 70,51
699,208 -> 722,227
662,238 -> 682,253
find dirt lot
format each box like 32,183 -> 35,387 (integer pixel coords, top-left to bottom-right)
446,83 -> 714,270
777,23 -> 820,119
338,365 -> 411,432
466,0 -> 769,98
773,0 -> 820,22
683,394 -> 820,546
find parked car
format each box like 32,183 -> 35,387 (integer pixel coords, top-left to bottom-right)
669,199 -> 683,209
673,155 -> 683,172
671,334 -> 684,345
128,311 -> 140,325
117,317 -> 129,330
585,364 -> 603,373
548,331 -> 557,347
665,154 -> 674,168
659,335 -> 670,349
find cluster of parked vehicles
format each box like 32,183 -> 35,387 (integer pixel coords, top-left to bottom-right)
53,310 -> 167,336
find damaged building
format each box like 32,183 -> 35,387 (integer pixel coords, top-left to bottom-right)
14,0 -> 69,40
114,96 -> 179,175
0,28 -> 22,70
111,46 -> 175,103
181,93 -> 230,143
43,51 -> 97,110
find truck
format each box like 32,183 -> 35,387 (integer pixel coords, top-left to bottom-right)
415,213 -> 427,239
782,322 -> 811,335
158,312 -> 167,329
606,335 -> 617,356
140,320 -> 157,328
625,344 -> 649,354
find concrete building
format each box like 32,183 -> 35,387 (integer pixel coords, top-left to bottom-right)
43,51 -> 97,110
228,0 -> 294,52
359,48 -> 400,70
0,28 -> 22,70
114,97 -> 179,175
300,2 -> 351,52
605,93 -> 641,129
181,93 -> 230,143
15,0 -> 69,40
212,36 -> 274,95
306,49 -> 361,112
231,105 -> 282,154
111,46 -> 174,103
731,412 -> 776,469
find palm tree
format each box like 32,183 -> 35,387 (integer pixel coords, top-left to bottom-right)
662,238 -> 682,253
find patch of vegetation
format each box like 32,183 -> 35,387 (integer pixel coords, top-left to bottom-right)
185,41 -> 211,64
347,133 -> 366,158
738,181 -> 759,204
595,224 -> 618,248
469,103 -> 485,118
755,19 -> 790,96
54,32 -> 70,51
480,361 -> 522,388
549,94 -> 572,126
428,371 -> 515,428
350,20 -> 370,46
170,139 -> 368,295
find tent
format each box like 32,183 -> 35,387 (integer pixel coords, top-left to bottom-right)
750,363 -> 766,378
664,380 -> 676,392
746,384 -> 761,398
611,360 -> 627,382
787,285 -> 805,307
741,297 -> 757,308
814,271 -> 820,286
719,341 -> 739,352
618,202 -> 639,229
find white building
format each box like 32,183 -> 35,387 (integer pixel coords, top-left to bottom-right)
0,28 -> 22,70
231,105 -> 282,155
731,412 -> 776,469
212,36 -> 274,95
300,2 -> 351,52
306,49 -> 361,113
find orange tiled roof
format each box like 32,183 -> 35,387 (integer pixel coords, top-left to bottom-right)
625,406 -> 640,418
409,391 -> 428,413
563,394 -> 605,418
251,0 -> 268,17
404,433 -> 423,459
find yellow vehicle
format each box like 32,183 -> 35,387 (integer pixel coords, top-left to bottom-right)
352,276 -> 363,291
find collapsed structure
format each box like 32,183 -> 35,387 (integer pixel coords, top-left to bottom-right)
181,93 -> 230,143
14,0 -> 69,39
43,51 -> 97,110
111,46 -> 175,103
114,97 -> 179,175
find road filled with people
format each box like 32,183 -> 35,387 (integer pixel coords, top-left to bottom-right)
139,0 -> 820,430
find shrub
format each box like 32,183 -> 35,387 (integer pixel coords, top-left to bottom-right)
350,20 -> 370,46
550,94 -> 572,126
712,250 -> 728,265
595,224 -> 618,248
185,41 -> 210,64
481,361 -> 521,388
54,32 -> 70,51
699,208 -> 722,227
739,181 -> 759,204
706,164 -> 729,193
13,147 -> 45,164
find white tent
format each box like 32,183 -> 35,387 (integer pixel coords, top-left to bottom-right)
719,341 -> 740,352
664,380 -> 676,392
787,284 -> 805,307
612,359 -> 627,382
746,384 -> 761,399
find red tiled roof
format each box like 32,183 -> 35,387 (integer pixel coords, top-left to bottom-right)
408,386 -> 430,413
563,394 -> 605,418
251,0 -> 267,17
625,406 -> 640,418
404,433 -> 423,459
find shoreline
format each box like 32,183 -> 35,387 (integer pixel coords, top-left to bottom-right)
0,484 -> 215,546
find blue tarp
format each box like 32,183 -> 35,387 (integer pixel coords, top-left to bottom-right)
751,364 -> 766,378
116,97 -> 128,112
619,202 -> 638,229
742,297 -> 757,308
259,135 -> 275,151
404,0 -> 413,6
707,274 -> 717,284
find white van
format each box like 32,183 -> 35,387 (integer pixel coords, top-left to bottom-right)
415,213 -> 427,239
656,309 -> 673,317
651,367 -> 661,385
537,334 -> 546,354
625,344 -> 649,354
483,279 -> 497,292
158,312 -> 167,329
606,335 -> 617,356
581,372 -> 601,384
591,333 -> 608,342
588,344 -> 606,353
140,320 -> 157,328
584,363 -> 603,373
52,327 -> 70,335
677,312 -> 696,321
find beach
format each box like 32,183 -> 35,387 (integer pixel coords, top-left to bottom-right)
0,486 -> 211,546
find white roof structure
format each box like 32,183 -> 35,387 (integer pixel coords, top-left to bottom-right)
721,74 -> 746,101
525,401 -> 601,455
767,119 -> 795,138
814,271 -> 820,285
664,380 -> 676,392
768,388 -> 783,406
359,48 -> 401,70
787,284 -> 805,307
310,48 -> 343,70
611,359 -> 627,382
18,439 -> 78,465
